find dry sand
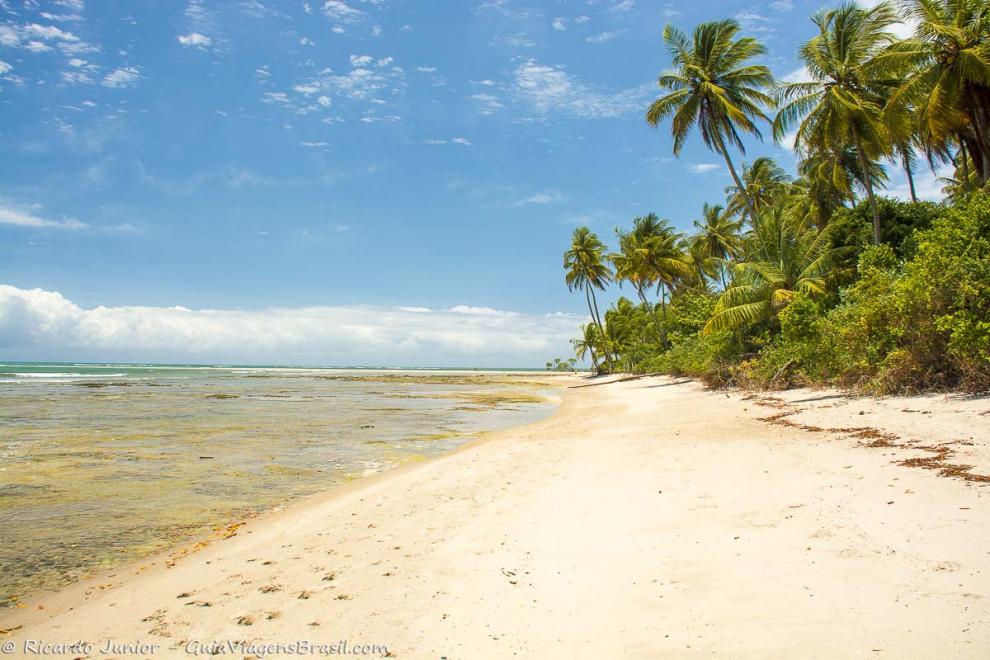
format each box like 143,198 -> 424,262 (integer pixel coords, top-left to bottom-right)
2,376 -> 988,659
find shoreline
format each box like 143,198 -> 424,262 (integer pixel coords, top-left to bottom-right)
2,375 -> 988,657
0,371 -> 575,620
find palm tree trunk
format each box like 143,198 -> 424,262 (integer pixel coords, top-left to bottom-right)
959,136 -> 971,192
964,83 -> 990,184
714,134 -> 756,222
639,287 -> 665,346
854,136 -> 882,244
901,149 -> 917,203
655,282 -> 670,348
585,287 -> 612,372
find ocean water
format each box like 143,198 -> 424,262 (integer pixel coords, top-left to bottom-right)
0,362 -> 562,607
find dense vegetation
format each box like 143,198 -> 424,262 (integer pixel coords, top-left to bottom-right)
559,0 -> 990,393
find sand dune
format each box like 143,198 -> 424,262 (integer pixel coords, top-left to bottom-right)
2,376 -> 988,658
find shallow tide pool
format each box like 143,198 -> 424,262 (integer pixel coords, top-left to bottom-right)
0,364 -> 562,606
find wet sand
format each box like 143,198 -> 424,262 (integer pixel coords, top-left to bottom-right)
2,375 -> 988,658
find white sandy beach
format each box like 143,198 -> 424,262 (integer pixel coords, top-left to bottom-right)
2,376 -> 988,659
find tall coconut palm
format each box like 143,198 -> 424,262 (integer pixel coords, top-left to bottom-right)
703,205 -> 842,334
646,20 -> 775,220
884,0 -> 990,183
725,157 -> 791,219
774,2 -> 902,244
690,203 -> 743,288
564,227 -> 614,370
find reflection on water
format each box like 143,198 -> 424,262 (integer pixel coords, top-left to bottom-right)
0,363 -> 561,606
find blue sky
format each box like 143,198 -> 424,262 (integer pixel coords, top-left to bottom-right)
0,0 -> 938,366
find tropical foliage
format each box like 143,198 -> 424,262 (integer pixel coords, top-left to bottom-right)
560,1 -> 990,393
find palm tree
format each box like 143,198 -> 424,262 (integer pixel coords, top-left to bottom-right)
726,157 -> 791,218
690,203 -> 743,288
611,218 -> 658,306
564,227 -> 614,370
611,214 -> 689,346
572,322 -> 602,373
774,2 -> 902,244
642,223 -> 691,344
703,205 -> 842,333
646,20 -> 775,220
884,0 -> 990,184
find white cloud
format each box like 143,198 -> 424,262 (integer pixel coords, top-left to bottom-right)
586,31 -> 617,43
515,191 -> 565,206
770,0 -> 793,10
101,66 -> 140,88
451,137 -> 472,146
471,93 -> 504,115
415,66 -> 436,73
349,54 -> 373,66
322,0 -> 364,22
294,83 -> 320,95
262,91 -> 290,104
0,25 -> 19,47
574,15 -> 590,24
0,206 -> 88,230
39,12 -> 83,22
687,163 -> 721,174
781,66 -> 813,83
610,0 -> 634,12
177,32 -> 212,48
0,285 -> 582,366
552,17 -> 567,31
0,60 -> 11,75
512,60 -> 653,119
22,23 -> 80,42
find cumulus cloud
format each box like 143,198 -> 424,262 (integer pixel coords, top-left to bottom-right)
687,163 -> 721,174
0,285 -> 582,366
322,0 -> 364,23
552,17 -> 566,31
177,32 -> 212,48
101,66 -> 140,88
0,60 -> 12,75
512,60 -> 653,119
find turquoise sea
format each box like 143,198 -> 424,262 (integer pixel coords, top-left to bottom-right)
0,362 -> 561,607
